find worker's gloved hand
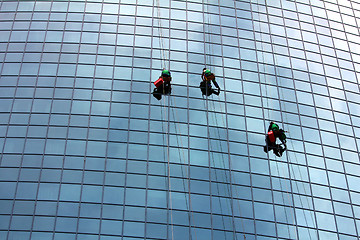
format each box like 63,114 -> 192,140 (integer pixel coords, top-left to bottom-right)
217,87 -> 220,91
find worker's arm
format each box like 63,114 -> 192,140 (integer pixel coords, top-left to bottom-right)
280,135 -> 287,149
267,125 -> 272,132
212,79 -> 220,89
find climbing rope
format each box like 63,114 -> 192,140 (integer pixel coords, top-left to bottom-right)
254,1 -> 299,238
209,95 -> 247,240
155,0 -> 169,70
202,96 -> 229,240
159,93 -> 175,240
279,87 -> 317,236
170,96 -> 198,240
255,0 -> 316,239
202,2 -> 233,238
166,96 -> 175,240
209,98 -> 245,240
200,1 -> 248,238
156,0 -> 174,226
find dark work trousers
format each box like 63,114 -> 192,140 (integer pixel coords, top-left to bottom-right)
153,82 -> 171,100
200,81 -> 219,96
264,135 -> 285,157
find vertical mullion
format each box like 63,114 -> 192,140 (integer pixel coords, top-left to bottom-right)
185,1 -> 195,239
0,0 -> 16,77
97,0 -> 116,239
201,2 -> 214,240
276,1 -> 302,239
0,1 -> 30,166
248,1 -> 261,238
321,1 -> 360,238
51,0 -> 73,238
260,2 -> 280,239
74,0 -> 96,238
232,0 -> 246,238
287,2 -> 319,238
120,1 -> 138,239
4,1 -> 36,239
28,0 -> 56,238
339,1 -> 360,237
217,1 -> 238,239
166,2 -> 173,239
294,1 -> 325,239
144,1 -> 155,237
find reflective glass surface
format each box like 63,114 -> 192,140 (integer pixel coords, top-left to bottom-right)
0,0 -> 360,239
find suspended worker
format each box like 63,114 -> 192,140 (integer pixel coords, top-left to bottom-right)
263,121 -> 287,157
200,68 -> 220,96
153,70 -> 172,100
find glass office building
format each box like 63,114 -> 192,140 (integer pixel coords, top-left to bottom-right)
1,0 -> 360,239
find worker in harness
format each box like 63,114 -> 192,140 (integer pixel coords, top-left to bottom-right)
263,122 -> 287,157
153,70 -> 172,100
200,68 -> 220,96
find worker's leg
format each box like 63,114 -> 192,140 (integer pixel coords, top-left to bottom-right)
153,88 -> 162,100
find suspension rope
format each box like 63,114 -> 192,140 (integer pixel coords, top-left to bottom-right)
170,96 -> 198,240
279,87 -> 317,235
200,18 -> 229,231
202,6 -> 231,228
255,2 -> 272,121
207,103 -> 228,240
277,0 -> 318,232
201,1 -> 246,238
206,1 -> 248,238
254,1 -> 299,239
255,1 -> 316,239
159,83 -> 174,240
208,98 -> 243,240
203,93 -> 246,240
203,0 -> 208,68
155,0 -> 168,69
206,2 -> 212,68
278,97 -> 316,239
203,92 -> 228,239
156,3 -> 183,239
166,96 -> 175,240
209,96 -> 247,240
168,102 -> 175,240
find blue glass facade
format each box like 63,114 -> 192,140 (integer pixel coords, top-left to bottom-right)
0,0 -> 360,239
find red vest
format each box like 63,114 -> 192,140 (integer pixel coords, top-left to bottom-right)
154,77 -> 164,87
268,131 -> 276,143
